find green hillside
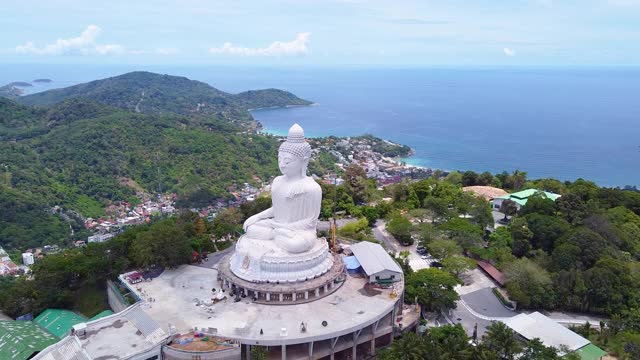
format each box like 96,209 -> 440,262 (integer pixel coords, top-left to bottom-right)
234,89 -> 313,109
14,71 -> 311,125
0,97 -> 47,140
0,72 -> 317,250
0,94 -> 291,249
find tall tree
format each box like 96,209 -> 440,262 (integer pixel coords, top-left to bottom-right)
483,321 -> 522,360
428,239 -> 462,260
519,338 -> 559,360
510,217 -> 533,257
557,193 -> 588,225
378,332 -> 427,360
344,163 -> 368,204
511,170 -> 527,191
405,268 -> 462,311
500,199 -> 518,220
504,258 -> 555,309
387,213 -> 414,245
426,324 -> 474,359
442,255 -> 476,277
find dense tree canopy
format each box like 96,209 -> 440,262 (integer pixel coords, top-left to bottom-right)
0,212 -> 212,318
405,268 -> 461,311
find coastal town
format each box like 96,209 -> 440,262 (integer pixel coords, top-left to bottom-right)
309,135 -> 434,186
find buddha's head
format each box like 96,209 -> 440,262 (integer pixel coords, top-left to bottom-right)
278,123 -> 311,178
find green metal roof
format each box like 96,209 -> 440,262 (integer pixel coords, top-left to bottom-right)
496,189 -> 561,206
575,343 -> 607,360
33,309 -> 87,339
89,310 -> 114,321
0,320 -> 58,360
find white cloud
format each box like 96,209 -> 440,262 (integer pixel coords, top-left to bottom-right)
503,47 -> 516,56
155,47 -> 179,55
15,25 -> 125,55
388,18 -> 450,25
209,33 -> 311,57
608,0 -> 640,5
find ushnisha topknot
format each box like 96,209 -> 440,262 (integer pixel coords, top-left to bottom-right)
279,123 -> 312,160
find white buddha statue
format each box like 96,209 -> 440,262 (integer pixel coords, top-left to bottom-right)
242,123 -> 321,254
229,124 -> 333,283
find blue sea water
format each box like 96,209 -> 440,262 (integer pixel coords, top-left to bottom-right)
1,64 -> 639,187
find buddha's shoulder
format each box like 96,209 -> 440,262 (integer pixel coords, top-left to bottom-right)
303,177 -> 322,192
273,176 -> 320,192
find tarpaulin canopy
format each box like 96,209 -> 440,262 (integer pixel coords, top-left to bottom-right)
343,256 -> 361,270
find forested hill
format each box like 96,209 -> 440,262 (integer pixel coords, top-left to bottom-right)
0,97 -> 281,249
13,71 -> 312,124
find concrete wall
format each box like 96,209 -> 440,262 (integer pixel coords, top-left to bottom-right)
0,310 -> 12,321
125,344 -> 163,360
107,279 -> 131,313
369,270 -> 401,284
162,345 -> 241,360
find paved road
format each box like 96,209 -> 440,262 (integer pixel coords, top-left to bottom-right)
196,247 -> 233,269
492,210 -> 509,229
372,220 -> 398,251
461,288 -> 515,318
408,256 -> 435,271
373,220 -> 434,271
448,267 -> 608,337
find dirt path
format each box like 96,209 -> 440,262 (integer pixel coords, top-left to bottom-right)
135,90 -> 145,113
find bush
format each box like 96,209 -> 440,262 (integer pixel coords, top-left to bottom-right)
216,240 -> 233,251
387,213 -> 413,245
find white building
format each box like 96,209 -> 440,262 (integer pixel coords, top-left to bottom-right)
22,252 -> 34,266
350,241 -> 403,284
87,233 -> 115,243
0,246 -> 10,262
503,312 -> 607,358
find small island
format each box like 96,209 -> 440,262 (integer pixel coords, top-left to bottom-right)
33,79 -> 52,83
8,81 -> 32,87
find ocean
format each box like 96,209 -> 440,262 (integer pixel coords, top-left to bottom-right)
2,64 -> 639,187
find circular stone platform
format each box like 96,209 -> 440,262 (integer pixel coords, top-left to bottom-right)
218,252 -> 346,304
229,236 -> 335,283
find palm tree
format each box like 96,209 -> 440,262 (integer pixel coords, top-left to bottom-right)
472,345 -> 501,360
378,332 -> 427,360
511,170 -> 527,191
483,321 -> 522,360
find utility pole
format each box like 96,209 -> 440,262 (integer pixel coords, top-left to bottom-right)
156,152 -> 162,195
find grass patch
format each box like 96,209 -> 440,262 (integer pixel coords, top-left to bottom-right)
492,287 -> 515,309
73,284 -> 109,318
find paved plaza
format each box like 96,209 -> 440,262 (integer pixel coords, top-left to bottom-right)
128,264 -> 402,346
461,288 -> 515,318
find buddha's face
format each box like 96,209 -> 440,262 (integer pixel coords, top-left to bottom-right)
278,152 -> 304,177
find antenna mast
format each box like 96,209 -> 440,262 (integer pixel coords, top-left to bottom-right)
330,173 -> 338,251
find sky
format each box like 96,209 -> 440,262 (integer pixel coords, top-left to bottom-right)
2,0 -> 640,66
